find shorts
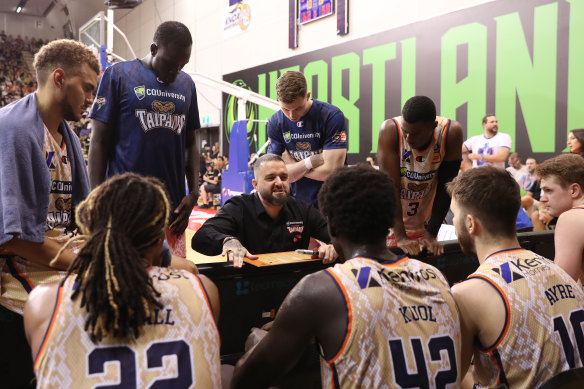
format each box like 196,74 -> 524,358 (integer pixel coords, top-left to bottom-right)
203,183 -> 221,194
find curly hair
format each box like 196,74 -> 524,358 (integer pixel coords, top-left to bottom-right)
33,39 -> 100,85
54,173 -> 171,343
153,21 -> 192,48
447,166 -> 520,237
276,71 -> 308,104
402,96 -> 436,124
318,164 -> 396,244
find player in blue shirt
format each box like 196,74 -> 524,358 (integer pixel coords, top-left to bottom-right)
89,21 -> 200,237
267,71 -> 348,207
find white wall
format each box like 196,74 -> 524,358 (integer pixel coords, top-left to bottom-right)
110,0 -> 495,122
0,11 -> 66,40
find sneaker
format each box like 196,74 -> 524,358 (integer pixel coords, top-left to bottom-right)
199,204 -> 211,209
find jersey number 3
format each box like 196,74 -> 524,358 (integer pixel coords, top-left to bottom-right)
389,335 -> 457,388
88,340 -> 192,388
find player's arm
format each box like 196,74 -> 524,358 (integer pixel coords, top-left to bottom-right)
377,119 -> 417,252
424,121 -> 463,255
231,271 -> 344,389
554,210 -> 584,281
23,281 -> 60,360
88,119 -> 113,189
280,151 -> 324,183
1,236 -> 75,270
452,278 -> 508,377
169,130 -> 199,236
198,274 -> 220,324
304,148 -> 346,181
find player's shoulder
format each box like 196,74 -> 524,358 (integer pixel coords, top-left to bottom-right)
557,207 -> 584,229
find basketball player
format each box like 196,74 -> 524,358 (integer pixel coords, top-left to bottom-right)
267,71 -> 348,207
537,154 -> 584,282
378,96 -> 463,256
24,173 -> 221,388
449,166 -> 584,387
89,21 -> 200,237
231,165 -> 461,388
0,39 -> 100,387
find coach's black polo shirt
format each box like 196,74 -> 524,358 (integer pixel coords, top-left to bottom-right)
191,193 -> 330,255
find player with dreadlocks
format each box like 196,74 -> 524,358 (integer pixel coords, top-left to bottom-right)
23,173 -> 221,388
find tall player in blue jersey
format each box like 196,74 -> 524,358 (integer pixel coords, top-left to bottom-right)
267,71 -> 348,207
89,21 -> 200,237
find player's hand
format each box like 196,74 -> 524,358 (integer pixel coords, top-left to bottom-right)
222,238 -> 258,268
468,153 -> 481,161
539,209 -> 554,225
396,237 -> 422,256
170,192 -> 197,235
421,232 -> 444,256
245,327 -> 268,352
316,244 -> 338,264
309,153 -> 324,169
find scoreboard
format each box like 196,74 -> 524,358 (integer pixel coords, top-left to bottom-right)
299,0 -> 333,24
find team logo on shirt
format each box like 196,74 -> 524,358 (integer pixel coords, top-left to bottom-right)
283,132 -> 291,143
296,142 -> 311,151
297,121 -> 303,127
492,262 -> 524,284
350,267 -> 382,290
286,221 -> 304,234
403,150 -> 412,163
134,85 -> 146,100
135,100 -> 186,135
332,131 -> 347,143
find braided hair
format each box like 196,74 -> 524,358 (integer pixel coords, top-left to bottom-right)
54,173 -> 171,343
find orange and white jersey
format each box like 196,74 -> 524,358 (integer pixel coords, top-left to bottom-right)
34,267 -> 221,389
469,248 -> 584,388
321,256 -> 461,389
0,126 -> 80,315
393,116 -> 450,234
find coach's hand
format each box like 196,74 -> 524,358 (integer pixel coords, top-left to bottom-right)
316,244 -> 338,264
170,193 -> 198,236
222,237 -> 258,268
421,232 -> 444,256
396,237 -> 422,256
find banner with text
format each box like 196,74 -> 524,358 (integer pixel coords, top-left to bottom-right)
222,0 -> 584,164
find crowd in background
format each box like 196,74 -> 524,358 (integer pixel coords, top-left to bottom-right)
0,32 -> 46,107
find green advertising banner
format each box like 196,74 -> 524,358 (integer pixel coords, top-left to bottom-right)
222,0 -> 584,164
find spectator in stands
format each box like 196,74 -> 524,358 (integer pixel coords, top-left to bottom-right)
24,173 -> 221,388
0,39 -> 100,389
378,95 -> 463,256
506,152 -> 528,182
537,154 -> 584,282
211,141 -> 220,159
520,157 -> 540,213
202,143 -> 212,161
231,164 -> 462,388
463,115 -> 511,169
199,161 -> 221,209
567,129 -> 584,158
192,154 -> 337,267
365,155 -> 378,169
449,166 -> 584,387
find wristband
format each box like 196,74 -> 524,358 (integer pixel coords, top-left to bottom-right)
480,154 -> 484,161
223,236 -> 238,245
304,157 -> 313,170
